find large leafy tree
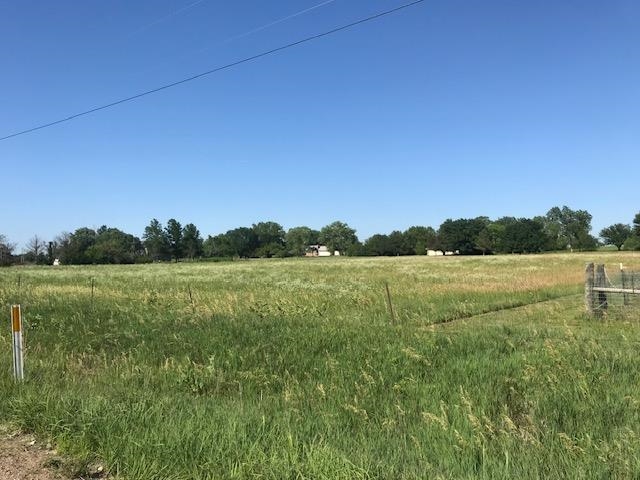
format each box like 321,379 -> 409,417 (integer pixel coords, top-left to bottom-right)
388,230 -> 412,255
219,227 -> 259,258
600,223 -> 631,251
625,212 -> 640,250
203,234 -> 233,258
87,228 -> 143,264
182,223 -> 203,260
403,226 -> 437,255
143,219 -> 170,261
252,221 -> 285,258
363,232 -> 412,256
623,236 -> 640,251
490,217 -> 519,253
285,226 -> 319,257
318,221 -> 358,254
345,240 -> 365,256
165,219 -> 183,261
633,212 -> 640,237
501,218 -> 549,253
438,217 -> 487,255
363,234 -> 392,256
544,206 -> 594,251
60,228 -> 97,264
475,228 -> 494,255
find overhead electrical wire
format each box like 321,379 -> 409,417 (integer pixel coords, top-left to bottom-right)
137,0 -> 340,81
0,0 -> 424,142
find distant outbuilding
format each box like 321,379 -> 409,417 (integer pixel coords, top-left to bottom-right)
306,245 -> 333,257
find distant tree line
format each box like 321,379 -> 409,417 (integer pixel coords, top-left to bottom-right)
598,212 -> 640,251
2,207 -> 639,266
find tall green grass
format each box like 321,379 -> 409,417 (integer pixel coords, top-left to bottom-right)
1,253 -> 639,478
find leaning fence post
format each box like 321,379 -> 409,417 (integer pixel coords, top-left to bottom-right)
585,263 -> 595,315
384,282 -> 396,325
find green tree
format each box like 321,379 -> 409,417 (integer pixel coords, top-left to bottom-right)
633,212 -> 640,237
501,218 -> 548,254
403,226 -> 437,255
363,234 -> 392,256
576,230 -> 599,251
475,228 -> 494,255
318,221 -> 358,255
225,227 -> 259,258
623,236 -> 640,251
600,223 -> 632,251
388,230 -> 412,255
544,206 -> 594,251
53,233 -> 71,263
438,217 -> 487,255
165,219 -> 183,261
490,217 -> 520,253
252,221 -> 285,258
203,234 -> 233,258
143,219 -> 169,261
363,232 -> 411,256
0,234 -> 16,266
285,226 -> 319,257
182,223 -> 203,260
345,240 -> 365,256
87,228 -> 142,264
60,228 -> 97,264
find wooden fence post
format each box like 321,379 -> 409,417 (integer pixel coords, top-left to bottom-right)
384,282 -> 396,325
621,265 -> 630,306
188,283 -> 195,314
595,264 -> 608,315
91,277 -> 95,310
585,263 -> 595,315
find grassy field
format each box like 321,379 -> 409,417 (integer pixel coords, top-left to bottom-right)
1,253 -> 639,479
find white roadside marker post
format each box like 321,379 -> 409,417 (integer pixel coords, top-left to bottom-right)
11,305 -> 24,381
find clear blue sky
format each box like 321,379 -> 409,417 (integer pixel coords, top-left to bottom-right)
2,0 -> 639,250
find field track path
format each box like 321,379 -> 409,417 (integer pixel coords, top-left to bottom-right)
432,292 -> 582,327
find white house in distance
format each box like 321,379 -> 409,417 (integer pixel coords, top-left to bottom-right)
427,249 -> 458,256
306,245 -> 333,257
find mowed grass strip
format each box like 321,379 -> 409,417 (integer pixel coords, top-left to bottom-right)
1,253 -> 639,479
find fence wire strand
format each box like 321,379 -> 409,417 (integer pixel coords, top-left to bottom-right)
593,266 -> 640,314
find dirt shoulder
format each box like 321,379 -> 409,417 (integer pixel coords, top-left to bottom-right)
0,429 -> 66,480
0,427 -> 110,480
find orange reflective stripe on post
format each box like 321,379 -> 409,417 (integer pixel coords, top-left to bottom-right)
11,305 -> 21,333
11,304 -> 24,381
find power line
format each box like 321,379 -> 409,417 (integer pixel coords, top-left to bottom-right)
0,0 -> 425,143
141,0 -> 340,81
